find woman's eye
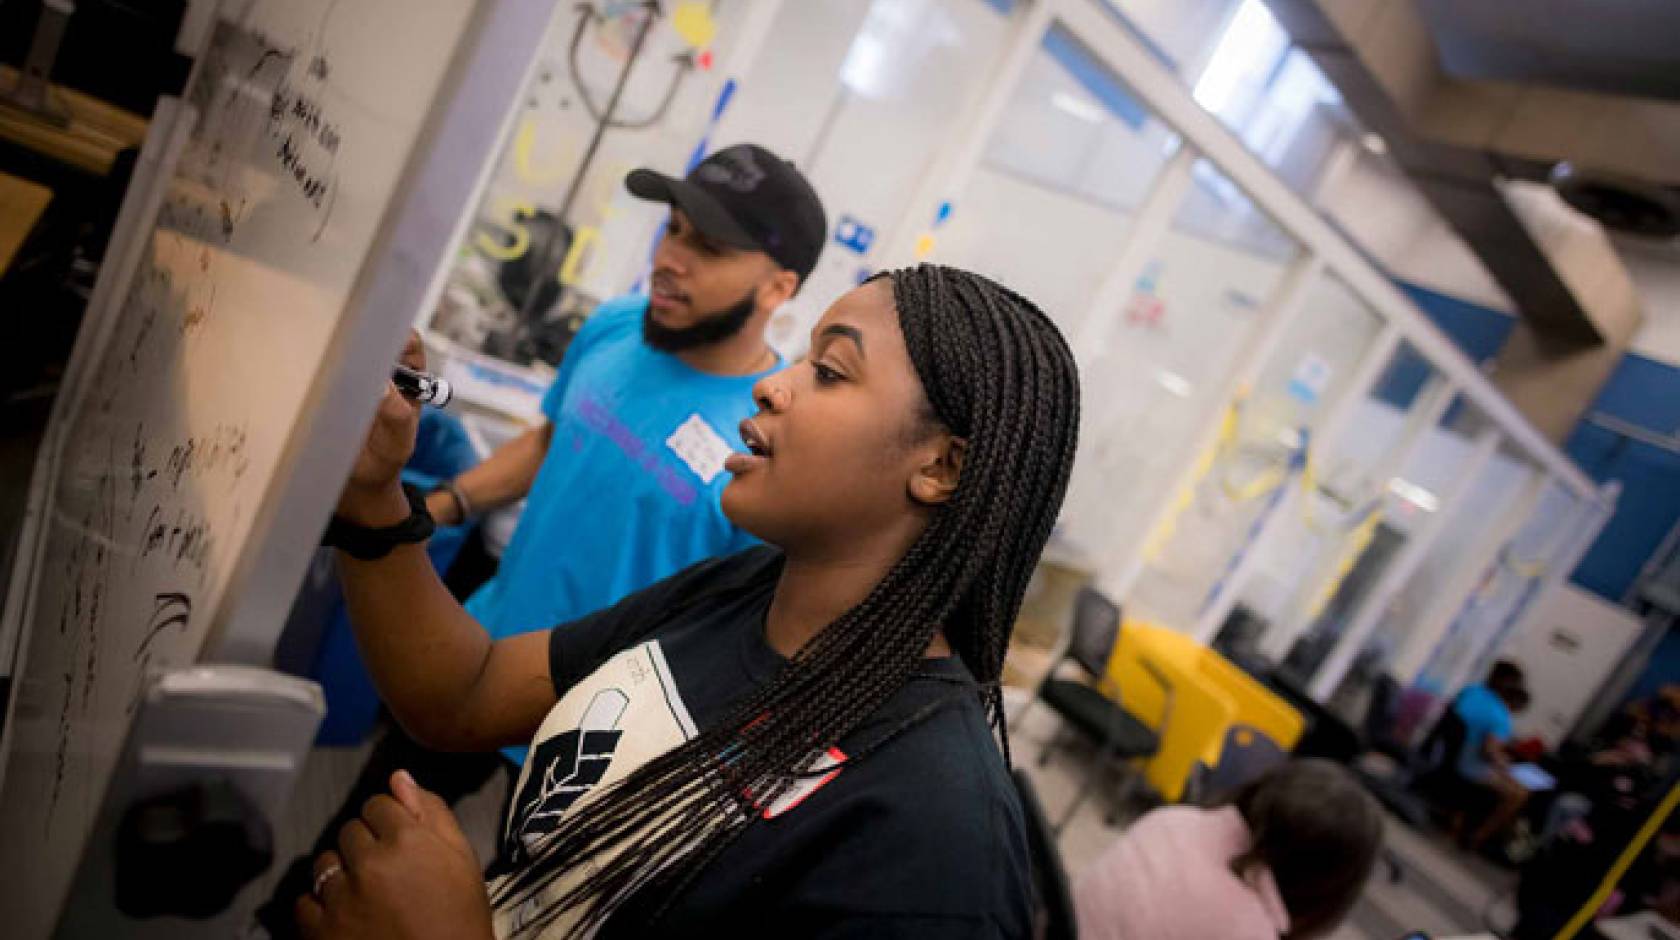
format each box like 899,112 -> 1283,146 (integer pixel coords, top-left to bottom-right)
813,362 -> 842,385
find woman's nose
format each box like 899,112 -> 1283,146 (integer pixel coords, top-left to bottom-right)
753,375 -> 789,413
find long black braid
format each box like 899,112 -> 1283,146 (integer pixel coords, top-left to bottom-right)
490,264 -> 1081,936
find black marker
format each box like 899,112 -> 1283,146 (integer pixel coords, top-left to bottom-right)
392,364 -> 452,407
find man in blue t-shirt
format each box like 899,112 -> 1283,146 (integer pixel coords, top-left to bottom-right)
1446,660 -> 1532,850
258,144 -> 825,937
430,146 -> 823,652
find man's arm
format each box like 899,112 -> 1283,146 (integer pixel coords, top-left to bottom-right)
1481,731 -> 1512,770
424,421 -> 553,526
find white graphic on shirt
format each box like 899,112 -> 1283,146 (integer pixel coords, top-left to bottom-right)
511,689 -> 629,855
493,641 -> 699,938
665,414 -> 733,485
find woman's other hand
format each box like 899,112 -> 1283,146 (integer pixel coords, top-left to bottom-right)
296,771 -> 493,940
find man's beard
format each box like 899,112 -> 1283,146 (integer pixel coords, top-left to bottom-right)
642,290 -> 757,353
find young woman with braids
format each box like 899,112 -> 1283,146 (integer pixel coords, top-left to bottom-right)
295,264 -> 1080,939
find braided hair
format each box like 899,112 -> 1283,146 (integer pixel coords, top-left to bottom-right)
490,264 -> 1081,936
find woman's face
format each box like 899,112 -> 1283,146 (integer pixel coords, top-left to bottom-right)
721,279 -> 959,555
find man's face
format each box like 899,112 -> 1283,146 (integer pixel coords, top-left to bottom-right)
646,208 -> 783,340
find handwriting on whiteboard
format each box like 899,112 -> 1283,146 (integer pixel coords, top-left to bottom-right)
45,416 -> 248,826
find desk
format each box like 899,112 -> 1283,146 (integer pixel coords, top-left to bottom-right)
0,65 -> 148,175
0,172 -> 52,274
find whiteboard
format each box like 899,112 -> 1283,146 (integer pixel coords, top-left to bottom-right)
0,1 -> 554,933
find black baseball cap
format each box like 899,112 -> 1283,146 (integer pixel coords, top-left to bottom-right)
626,143 -> 827,284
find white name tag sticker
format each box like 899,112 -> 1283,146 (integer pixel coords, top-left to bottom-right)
665,414 -> 733,485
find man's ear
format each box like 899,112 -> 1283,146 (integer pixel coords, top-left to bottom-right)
758,267 -> 799,312
909,435 -> 966,507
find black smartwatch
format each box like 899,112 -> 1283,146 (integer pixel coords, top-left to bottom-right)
322,483 -> 436,560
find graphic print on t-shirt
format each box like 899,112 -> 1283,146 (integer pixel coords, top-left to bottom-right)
508,689 -> 629,860
494,640 -> 702,938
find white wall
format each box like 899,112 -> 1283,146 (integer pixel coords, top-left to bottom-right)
1501,581 -> 1644,747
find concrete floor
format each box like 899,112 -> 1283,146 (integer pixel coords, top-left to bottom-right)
245,703 -> 1519,939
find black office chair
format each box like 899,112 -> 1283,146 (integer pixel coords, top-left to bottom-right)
1034,587 -> 1171,832
1011,769 -> 1078,940
1411,706 -> 1473,813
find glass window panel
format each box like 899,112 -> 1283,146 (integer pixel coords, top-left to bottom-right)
1098,0 -> 1243,79
1107,0 -> 1355,201
1415,483 -> 1584,697
1127,272 -> 1384,633
1060,161 -> 1300,617
1294,398 -> 1502,695
761,0 -> 1013,352
939,22 -> 1179,340
1349,409 -> 1531,688
1229,343 -> 1437,672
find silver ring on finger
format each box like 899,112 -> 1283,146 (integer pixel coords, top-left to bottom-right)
312,863 -> 344,899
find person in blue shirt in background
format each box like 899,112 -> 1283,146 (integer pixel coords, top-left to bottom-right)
257,143 -> 826,938
1448,659 -> 1533,852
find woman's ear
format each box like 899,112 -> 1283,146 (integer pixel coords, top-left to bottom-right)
909,435 -> 966,507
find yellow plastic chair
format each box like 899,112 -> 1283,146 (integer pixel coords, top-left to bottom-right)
1103,622 -> 1304,802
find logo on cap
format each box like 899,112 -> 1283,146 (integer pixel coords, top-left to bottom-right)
695,148 -> 766,193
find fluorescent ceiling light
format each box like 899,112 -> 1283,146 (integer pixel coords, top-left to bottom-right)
1155,370 -> 1193,398
1387,477 -> 1439,512
1051,90 -> 1105,124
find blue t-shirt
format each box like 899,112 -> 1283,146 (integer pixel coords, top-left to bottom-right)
1452,684 -> 1513,783
464,295 -> 776,755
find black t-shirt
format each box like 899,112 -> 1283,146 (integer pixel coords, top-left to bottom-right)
489,547 -> 1031,938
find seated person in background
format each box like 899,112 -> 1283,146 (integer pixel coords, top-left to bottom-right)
1446,659 -> 1532,851
297,265 -> 1079,938
1074,759 -> 1382,940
